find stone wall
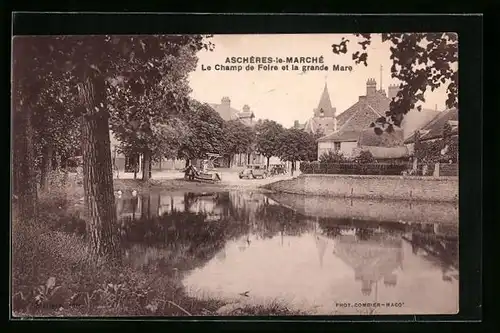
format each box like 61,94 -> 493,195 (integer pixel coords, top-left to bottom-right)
263,174 -> 458,202
266,192 -> 458,224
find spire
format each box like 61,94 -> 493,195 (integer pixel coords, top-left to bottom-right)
315,82 -> 334,118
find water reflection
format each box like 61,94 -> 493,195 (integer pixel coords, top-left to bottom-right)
116,191 -> 458,315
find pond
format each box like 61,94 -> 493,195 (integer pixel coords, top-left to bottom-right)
116,190 -> 458,315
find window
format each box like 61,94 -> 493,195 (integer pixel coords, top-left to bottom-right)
334,142 -> 341,151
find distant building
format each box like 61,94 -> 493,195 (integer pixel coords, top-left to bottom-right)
315,77 -> 442,159
209,97 -> 279,167
209,96 -> 256,126
298,83 -> 338,136
403,107 -> 458,155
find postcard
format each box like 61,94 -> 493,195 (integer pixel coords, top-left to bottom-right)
12,32 -> 459,317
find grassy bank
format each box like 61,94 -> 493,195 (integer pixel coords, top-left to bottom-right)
12,180 -> 302,317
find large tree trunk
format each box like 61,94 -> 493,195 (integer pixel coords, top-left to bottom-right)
266,156 -> 270,168
13,103 -> 38,225
142,151 -> 151,181
78,70 -> 120,262
39,143 -> 53,192
185,158 -> 190,168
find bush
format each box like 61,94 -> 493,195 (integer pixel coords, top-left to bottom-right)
355,150 -> 376,164
300,162 -> 408,175
319,150 -> 347,164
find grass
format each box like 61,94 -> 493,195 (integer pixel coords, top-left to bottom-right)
12,175 -> 303,318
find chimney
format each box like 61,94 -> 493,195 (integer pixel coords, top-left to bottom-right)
221,96 -> 231,107
366,78 -> 377,96
359,95 -> 367,102
242,104 -> 250,113
333,117 -> 338,132
294,120 -> 299,128
388,84 -> 400,100
219,96 -> 231,120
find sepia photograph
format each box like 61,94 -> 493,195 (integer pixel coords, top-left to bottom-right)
12,32 -> 459,317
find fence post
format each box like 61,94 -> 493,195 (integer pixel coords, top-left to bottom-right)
433,163 -> 440,177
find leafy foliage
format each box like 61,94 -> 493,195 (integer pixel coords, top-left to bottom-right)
254,120 -> 285,161
355,150 -> 376,164
332,33 -> 458,134
319,150 -> 347,164
223,119 -> 256,159
178,101 -> 226,160
277,128 -> 318,162
107,40 -> 205,162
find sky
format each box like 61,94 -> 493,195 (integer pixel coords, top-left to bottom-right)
188,34 -> 456,128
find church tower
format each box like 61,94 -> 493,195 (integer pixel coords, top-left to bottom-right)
313,82 -> 337,118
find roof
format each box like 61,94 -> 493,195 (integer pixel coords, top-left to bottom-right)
336,91 -> 389,129
355,146 -> 409,159
208,103 -> 241,121
209,103 -> 256,127
404,107 -> 458,144
318,130 -> 360,142
315,83 -> 336,118
317,93 -> 388,143
357,127 -> 405,147
400,108 -> 441,139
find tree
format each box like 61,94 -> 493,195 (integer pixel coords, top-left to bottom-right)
178,100 -> 226,164
332,33 -> 458,134
255,119 -> 284,167
107,42 -> 201,181
12,37 -> 55,225
12,35 -> 213,263
278,128 -> 318,167
32,71 -> 81,191
224,120 -> 255,167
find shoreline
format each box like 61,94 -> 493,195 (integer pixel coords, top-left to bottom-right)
114,176 -> 459,203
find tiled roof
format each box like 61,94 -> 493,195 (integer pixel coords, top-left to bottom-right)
336,91 -> 389,129
356,146 -> 409,159
404,108 -> 458,144
358,127 -> 405,147
317,130 -> 360,142
318,93 -> 388,143
208,103 -> 241,121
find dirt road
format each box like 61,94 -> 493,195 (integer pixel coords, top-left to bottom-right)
113,169 -> 299,193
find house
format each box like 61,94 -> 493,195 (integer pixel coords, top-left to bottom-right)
209,96 -> 256,126
317,78 -> 391,158
403,107 -> 458,155
316,78 -> 442,159
209,97 -> 283,167
298,82 -> 338,136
